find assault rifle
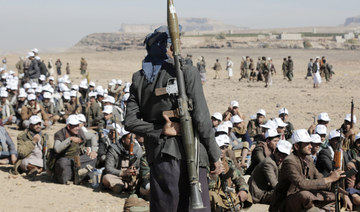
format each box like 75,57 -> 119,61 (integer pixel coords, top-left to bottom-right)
220,168 -> 238,212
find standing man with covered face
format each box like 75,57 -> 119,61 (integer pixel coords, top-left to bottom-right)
124,25 -> 221,211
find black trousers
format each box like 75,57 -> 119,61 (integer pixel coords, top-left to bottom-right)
54,154 -> 96,184
150,155 -> 211,212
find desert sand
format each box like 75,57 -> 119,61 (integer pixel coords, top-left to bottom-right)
0,47 -> 360,211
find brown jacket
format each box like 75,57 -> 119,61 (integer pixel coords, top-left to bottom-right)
249,155 -> 278,204
20,103 -> 49,121
269,153 -> 330,211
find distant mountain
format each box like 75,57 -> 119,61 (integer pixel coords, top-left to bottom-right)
119,18 -> 246,33
344,15 -> 360,26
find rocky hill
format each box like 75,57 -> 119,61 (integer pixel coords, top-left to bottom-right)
119,18 -> 246,33
344,15 -> 360,26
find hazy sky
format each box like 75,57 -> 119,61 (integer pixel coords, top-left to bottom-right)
1,0 -> 359,53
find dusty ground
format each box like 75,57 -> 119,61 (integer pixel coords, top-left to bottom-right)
0,47 -> 360,211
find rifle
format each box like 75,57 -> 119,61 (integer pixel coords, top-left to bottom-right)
41,133 -> 47,171
351,99 -> 355,145
333,129 -> 343,212
167,0 -> 204,209
220,168 -> 238,212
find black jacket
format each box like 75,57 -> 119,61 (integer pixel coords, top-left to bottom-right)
124,60 -> 221,167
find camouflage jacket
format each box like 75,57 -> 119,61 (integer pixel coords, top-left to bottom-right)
208,157 -> 249,193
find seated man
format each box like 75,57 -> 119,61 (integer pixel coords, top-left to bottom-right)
63,90 -> 81,120
246,128 -> 280,175
53,115 -> 97,184
346,133 -> 360,207
249,140 -> 291,204
0,123 -> 17,165
86,91 -> 101,127
340,114 -> 357,151
316,130 -> 348,177
208,134 -> 252,211
77,114 -> 98,163
246,109 -> 266,140
270,129 -> 345,212
278,108 -> 294,140
102,127 -> 143,193
96,105 -> 120,135
0,90 -> 17,125
222,100 -> 245,121
229,115 -> 252,168
40,92 -> 60,125
14,116 -> 49,175
211,112 -> 223,132
20,94 -> 49,129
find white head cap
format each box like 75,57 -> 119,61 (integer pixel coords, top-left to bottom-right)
211,112 -> 222,121
275,118 -> 288,127
215,134 -> 230,147
24,83 -> 31,89
29,115 -> 43,125
79,81 -> 88,89
291,129 -> 312,144
27,89 -> 35,94
216,124 -> 228,134
318,112 -> 330,121
261,120 -> 278,129
276,140 -> 292,155
77,114 -> 86,123
310,134 -> 322,144
63,92 -> 70,100
89,92 -> 97,98
27,52 -> 35,58
120,127 -> 130,138
35,56 -> 41,61
278,107 -> 289,115
328,130 -> 341,140
89,81 -> 95,87
71,85 -> 79,91
103,105 -> 113,114
31,82 -> 38,89
116,79 -> 123,85
70,90 -> 77,97
315,125 -> 327,135
103,96 -> 115,104
48,76 -> 55,81
344,114 -> 357,124
223,121 -> 233,129
257,109 -> 266,117
32,48 -> 39,53
230,115 -> 243,124
27,94 -> 36,101
265,128 -> 279,139
0,91 -> 8,98
230,100 -> 239,108
43,92 -> 52,99
66,114 -> 80,125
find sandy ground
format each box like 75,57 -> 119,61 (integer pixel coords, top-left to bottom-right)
0,47 -> 360,211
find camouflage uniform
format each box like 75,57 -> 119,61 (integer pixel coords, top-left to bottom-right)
208,157 -> 252,211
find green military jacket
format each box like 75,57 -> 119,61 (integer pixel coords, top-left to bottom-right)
13,130 -> 49,174
246,119 -> 262,138
86,101 -> 101,127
